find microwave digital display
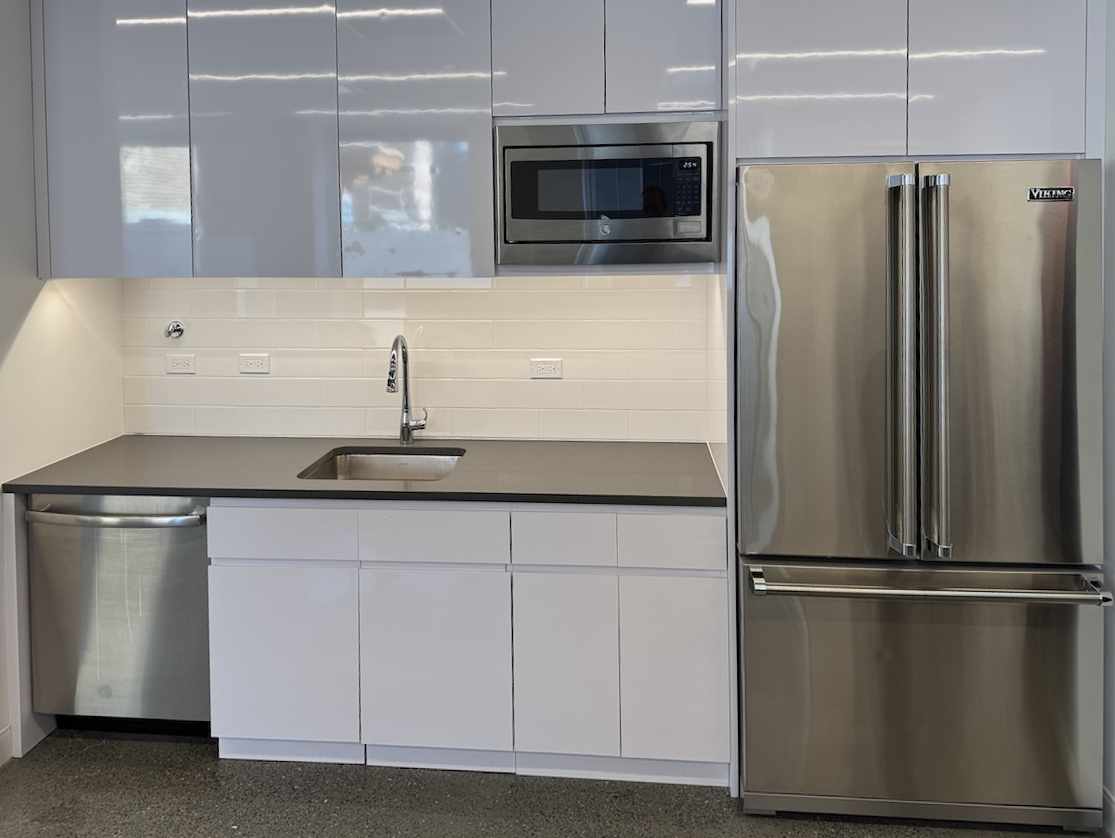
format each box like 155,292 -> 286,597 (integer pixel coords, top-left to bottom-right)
509,156 -> 704,221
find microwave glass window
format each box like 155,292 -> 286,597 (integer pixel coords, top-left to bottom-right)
509,157 -> 703,220
538,165 -> 645,213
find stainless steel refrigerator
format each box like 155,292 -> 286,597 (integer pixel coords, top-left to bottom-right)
736,159 -> 1110,830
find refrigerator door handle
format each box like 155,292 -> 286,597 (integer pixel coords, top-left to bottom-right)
885,173 -> 918,558
921,174 -> 952,559
749,568 -> 1112,606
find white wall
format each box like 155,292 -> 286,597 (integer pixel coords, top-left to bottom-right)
0,0 -> 124,766
121,275 -> 725,443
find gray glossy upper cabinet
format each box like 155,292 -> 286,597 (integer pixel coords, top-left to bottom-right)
907,0 -> 1086,155
42,0 -> 192,277
605,0 -> 721,113
492,0 -> 604,116
735,0 -> 908,158
338,0 -> 494,277
187,0 -> 341,277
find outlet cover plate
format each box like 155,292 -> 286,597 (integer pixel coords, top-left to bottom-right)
165,354 -> 196,375
239,353 -> 271,375
529,358 -> 563,380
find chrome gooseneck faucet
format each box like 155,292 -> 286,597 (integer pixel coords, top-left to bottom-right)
386,334 -> 427,444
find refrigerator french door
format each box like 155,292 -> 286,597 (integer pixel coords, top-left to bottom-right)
736,160 -> 1109,829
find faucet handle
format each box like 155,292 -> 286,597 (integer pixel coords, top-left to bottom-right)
410,408 -> 429,431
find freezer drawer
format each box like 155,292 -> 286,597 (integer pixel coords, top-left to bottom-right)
28,495 -> 210,721
741,562 -> 1107,828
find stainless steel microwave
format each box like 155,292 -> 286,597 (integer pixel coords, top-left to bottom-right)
495,121 -> 721,266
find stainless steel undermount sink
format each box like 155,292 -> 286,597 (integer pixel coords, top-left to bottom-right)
298,447 -> 465,482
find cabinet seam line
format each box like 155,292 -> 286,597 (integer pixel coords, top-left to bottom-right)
333,1 -> 343,278
184,0 -> 196,277
905,0 -> 910,154
509,512 -> 516,753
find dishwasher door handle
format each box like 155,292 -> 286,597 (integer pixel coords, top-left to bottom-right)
750,568 -> 1112,607
25,509 -> 206,529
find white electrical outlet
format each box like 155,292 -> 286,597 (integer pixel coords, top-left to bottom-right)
239,353 -> 271,375
529,358 -> 563,380
165,353 -> 196,375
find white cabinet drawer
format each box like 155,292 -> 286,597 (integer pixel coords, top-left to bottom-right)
358,509 -> 509,564
208,507 -> 357,561
512,511 -> 617,566
617,512 -> 725,571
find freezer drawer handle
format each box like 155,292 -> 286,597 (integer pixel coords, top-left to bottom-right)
25,509 -> 206,529
749,568 -> 1112,606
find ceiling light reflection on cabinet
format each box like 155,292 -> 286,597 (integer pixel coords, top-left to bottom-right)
657,100 -> 717,110
190,72 -> 336,81
337,7 -> 444,18
340,71 -> 493,82
116,16 -> 186,25
118,113 -> 185,121
908,48 -> 1046,60
666,65 -> 716,74
335,107 -> 489,116
119,5 -> 447,25
189,4 -> 333,18
736,48 -> 906,62
735,91 -> 916,102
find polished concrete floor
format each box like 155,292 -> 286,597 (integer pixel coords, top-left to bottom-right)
0,732 -> 1070,838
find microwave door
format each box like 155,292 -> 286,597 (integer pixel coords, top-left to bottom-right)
503,145 -> 708,246
495,120 -> 721,266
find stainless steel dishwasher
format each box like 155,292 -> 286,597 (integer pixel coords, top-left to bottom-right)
27,495 -> 210,721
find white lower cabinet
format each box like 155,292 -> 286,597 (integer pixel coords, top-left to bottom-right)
619,576 -> 729,763
360,567 -> 513,752
512,573 -> 621,756
207,500 -> 730,784
208,563 -> 360,744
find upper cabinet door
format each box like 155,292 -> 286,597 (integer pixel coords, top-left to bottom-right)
338,0 -> 494,277
492,0 -> 604,116
188,0 -> 341,277
908,0 -> 1086,155
735,0 -> 908,158
44,0 -> 192,278
605,0 -> 721,114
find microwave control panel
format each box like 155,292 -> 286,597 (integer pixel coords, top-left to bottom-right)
675,158 -> 704,217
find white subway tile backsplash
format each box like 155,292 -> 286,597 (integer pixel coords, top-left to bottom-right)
269,350 -> 367,378
580,380 -> 706,411
275,290 -> 363,318
121,276 -> 729,443
194,406 -> 365,437
540,410 -> 629,440
318,319 -> 404,349
404,321 -> 495,349
492,320 -> 705,350
361,292 -> 409,319
125,405 -> 196,435
191,289 -> 278,318
452,409 -> 541,439
628,410 -> 713,442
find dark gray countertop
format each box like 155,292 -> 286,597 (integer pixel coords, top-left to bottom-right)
2,435 -> 726,507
